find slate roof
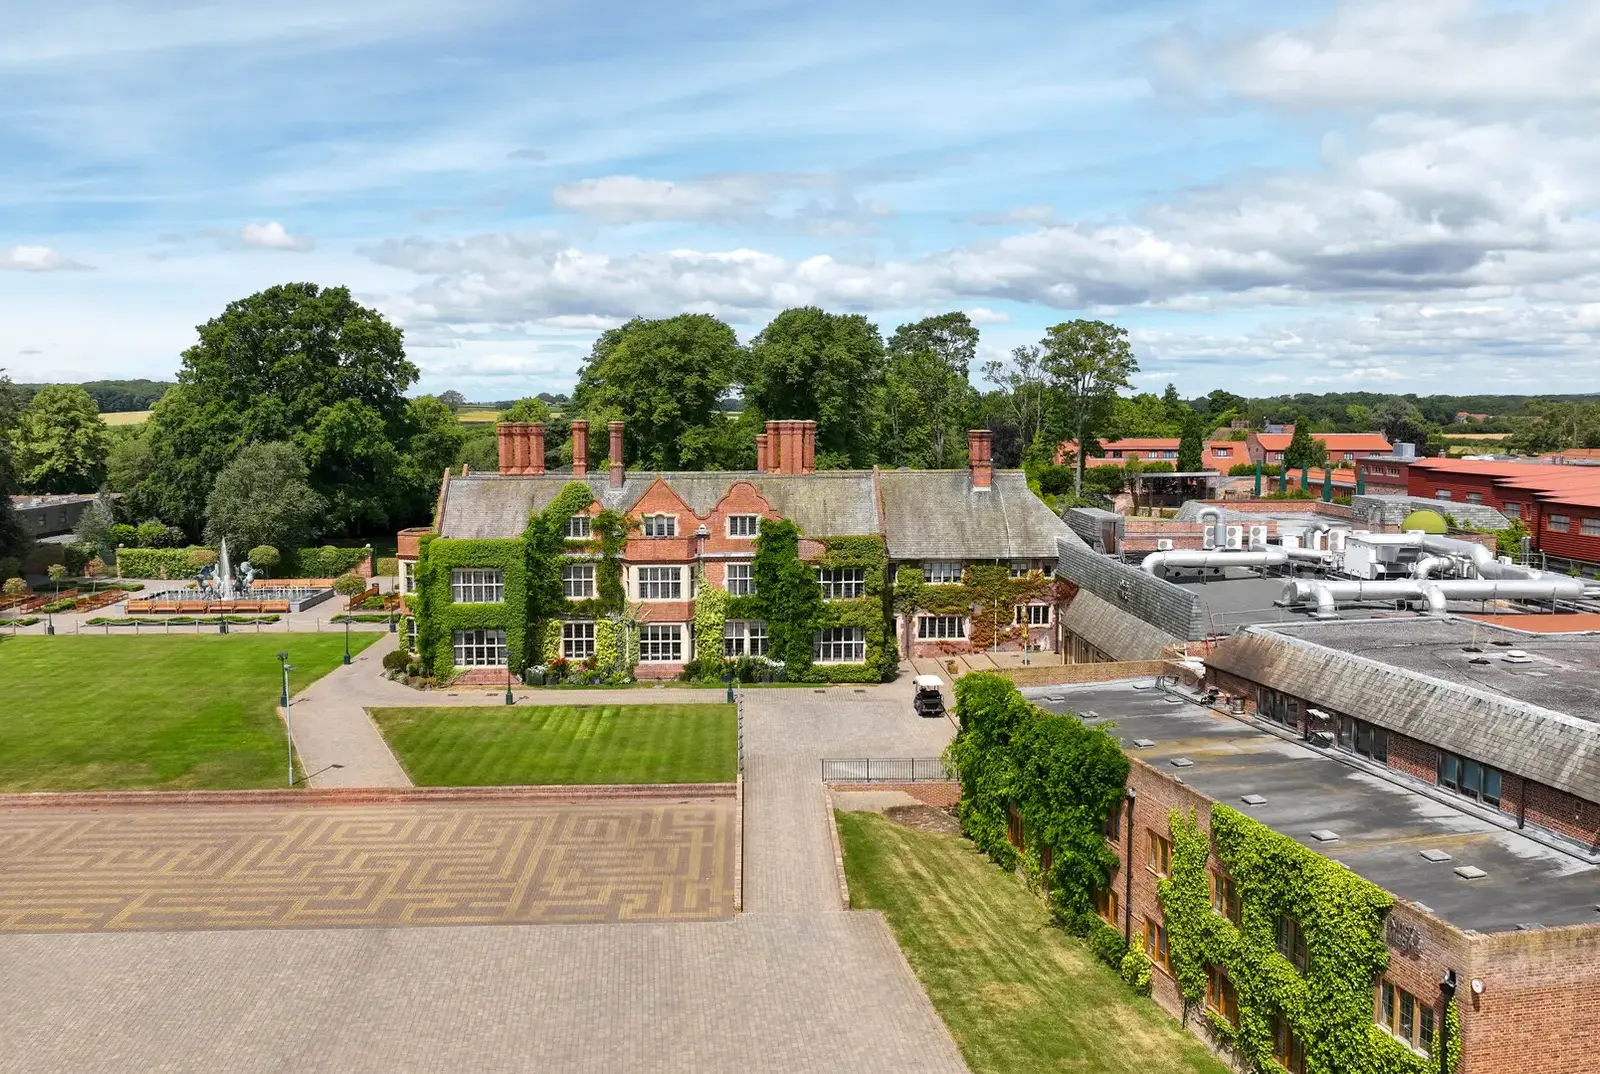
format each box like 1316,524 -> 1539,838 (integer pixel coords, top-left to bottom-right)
1206,622 -> 1600,803
436,468 -> 1071,560
1058,588 -> 1183,660
878,470 -> 1070,560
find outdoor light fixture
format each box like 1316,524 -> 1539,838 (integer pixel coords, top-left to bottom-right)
342,618 -> 352,665
1471,979 -> 1484,995
278,651 -> 298,788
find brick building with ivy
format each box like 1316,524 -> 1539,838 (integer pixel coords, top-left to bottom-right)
395,418 -> 1073,683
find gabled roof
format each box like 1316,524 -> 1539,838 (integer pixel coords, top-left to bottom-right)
1253,432 -> 1392,452
877,470 -> 1070,560
436,468 -> 1072,560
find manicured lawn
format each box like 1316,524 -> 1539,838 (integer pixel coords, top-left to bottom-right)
0,634 -> 380,791
837,811 -> 1231,1074
369,705 -> 737,785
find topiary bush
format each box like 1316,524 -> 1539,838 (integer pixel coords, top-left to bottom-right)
333,572 -> 368,597
3,577 -> 31,598
116,547 -> 206,579
248,545 -> 281,571
376,556 -> 399,577
187,547 -> 219,570
382,649 -> 411,674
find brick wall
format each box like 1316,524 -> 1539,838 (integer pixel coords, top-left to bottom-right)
1463,924 -> 1600,1074
1387,732 -> 1439,784
1520,780 -> 1600,847
1193,499 -> 1358,520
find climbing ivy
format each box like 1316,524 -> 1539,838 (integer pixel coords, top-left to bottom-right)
1161,805 -> 1456,1074
522,482 -> 597,662
895,562 -> 1072,649
751,518 -> 823,677
412,533 -> 527,678
947,673 -> 1129,923
693,567 -> 730,665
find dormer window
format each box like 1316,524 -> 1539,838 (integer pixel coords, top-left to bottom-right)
565,515 -> 591,539
727,514 -> 759,538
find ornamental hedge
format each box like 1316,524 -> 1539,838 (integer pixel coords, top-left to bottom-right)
284,545 -> 372,578
116,547 -> 211,580
947,673 -> 1129,923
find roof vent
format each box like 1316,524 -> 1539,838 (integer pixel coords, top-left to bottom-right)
1454,865 -> 1487,880
1241,794 -> 1267,806
1132,738 -> 1156,748
1467,657 -> 1490,665
1164,696 -> 1184,705
1309,829 -> 1340,843
1170,757 -> 1194,768
1502,650 -> 1533,664
1514,922 -> 1545,931
1420,849 -> 1453,863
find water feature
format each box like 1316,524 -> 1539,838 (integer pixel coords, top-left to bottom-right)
219,537 -> 234,600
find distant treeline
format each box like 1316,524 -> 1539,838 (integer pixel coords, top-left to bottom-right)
17,379 -> 173,413
1203,391 -> 1600,433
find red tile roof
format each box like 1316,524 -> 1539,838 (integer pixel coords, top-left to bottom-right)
1253,432 -> 1393,452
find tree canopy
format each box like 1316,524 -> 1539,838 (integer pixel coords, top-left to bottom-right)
204,441 -> 327,552
573,314 -> 743,470
12,384 -> 109,493
1040,320 -> 1140,495
1282,419 -> 1328,470
745,306 -> 885,469
881,312 -> 980,468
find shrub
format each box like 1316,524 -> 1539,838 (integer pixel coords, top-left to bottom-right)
47,564 -> 68,584
382,649 -> 411,674
1120,942 -> 1153,995
42,598 -> 77,613
376,556 -> 400,577
333,572 -> 369,597
0,557 -> 19,583
3,577 -> 31,598
289,545 -> 372,578
111,523 -> 139,547
115,547 -> 206,580
187,547 -> 219,569
63,542 -> 95,575
136,519 -> 182,548
1089,922 -> 1130,970
84,556 -> 105,579
1229,462 -> 1281,477
247,545 -> 281,570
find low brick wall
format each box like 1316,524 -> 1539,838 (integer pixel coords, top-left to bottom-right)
997,659 -> 1171,686
0,783 -> 736,811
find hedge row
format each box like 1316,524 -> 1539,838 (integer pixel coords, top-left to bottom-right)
283,545 -> 372,578
115,547 -> 208,580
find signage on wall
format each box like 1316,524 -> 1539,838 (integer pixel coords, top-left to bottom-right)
1386,919 -> 1422,958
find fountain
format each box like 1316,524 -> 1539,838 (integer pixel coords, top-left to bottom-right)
219,537 -> 234,600
126,536 -> 338,615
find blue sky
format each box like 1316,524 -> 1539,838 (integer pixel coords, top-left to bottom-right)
3,0 -> 1598,399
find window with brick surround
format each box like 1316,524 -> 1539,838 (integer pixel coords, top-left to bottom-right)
642,513 -> 677,538
917,615 -> 965,640
722,619 -> 768,658
1211,873 -> 1241,925
562,563 -> 595,599
725,562 -> 755,596
1015,603 -> 1051,626
1338,715 -> 1388,762
726,514 -> 759,538
1378,980 -> 1434,1057
638,624 -> 683,662
452,628 -> 506,667
1102,799 -> 1122,839
564,514 -> 591,539
1276,915 -> 1308,973
1438,751 -> 1503,809
1206,966 -> 1239,1025
1144,916 -> 1172,974
1583,518 -> 1600,537
813,627 -> 865,663
636,566 -> 683,600
1147,830 -> 1172,876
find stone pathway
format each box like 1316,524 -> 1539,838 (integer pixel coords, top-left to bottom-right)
284,633 -> 413,788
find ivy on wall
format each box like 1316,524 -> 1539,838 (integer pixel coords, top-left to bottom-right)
751,518 -> 823,677
810,534 -> 897,683
412,533 -> 527,678
894,563 -> 1072,649
947,673 -> 1129,923
1161,804 -> 1457,1074
693,567 -> 729,665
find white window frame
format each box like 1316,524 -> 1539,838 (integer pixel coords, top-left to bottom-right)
562,563 -> 595,599
726,514 -> 760,538
1016,603 -> 1051,627
723,619 -> 769,658
450,568 -> 504,603
917,615 -> 965,640
637,566 -> 683,600
813,627 -> 866,664
642,513 -> 678,538
639,623 -> 684,662
1008,561 -> 1034,578
561,621 -> 595,660
452,628 -> 506,667
397,559 -> 414,595
405,615 -> 417,653
565,514 -> 591,539
725,562 -> 755,596
816,566 -> 866,599
922,561 -> 963,584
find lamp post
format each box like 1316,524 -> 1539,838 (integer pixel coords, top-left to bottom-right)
505,662 -> 515,706
278,651 -> 297,787
342,618 -> 352,665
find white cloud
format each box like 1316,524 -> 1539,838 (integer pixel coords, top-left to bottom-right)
239,221 -> 313,251
1160,0 -> 1600,109
963,306 -> 1011,325
551,173 -> 829,225
1,244 -> 89,271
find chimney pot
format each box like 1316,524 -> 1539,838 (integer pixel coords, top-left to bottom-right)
755,433 -> 769,473
511,422 -> 531,474
800,420 -> 816,475
765,421 -> 781,473
969,429 -> 993,491
608,421 -> 625,489
497,422 -> 514,475
570,420 -> 589,477
528,422 -> 547,475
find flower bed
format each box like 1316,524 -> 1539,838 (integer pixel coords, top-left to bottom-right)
0,617 -> 41,627
86,614 -> 282,626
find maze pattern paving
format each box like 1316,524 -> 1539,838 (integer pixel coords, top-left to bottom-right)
0,801 -> 734,932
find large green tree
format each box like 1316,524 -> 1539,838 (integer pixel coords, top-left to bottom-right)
1370,397 -> 1433,454
1282,418 -> 1328,470
979,345 -> 1054,467
880,312 -> 979,468
393,395 -> 467,519
1040,320 -> 1140,496
12,384 -> 109,493
204,441 -> 327,552
0,372 -> 30,565
745,307 -> 885,469
573,315 -> 742,469
132,283 -> 418,536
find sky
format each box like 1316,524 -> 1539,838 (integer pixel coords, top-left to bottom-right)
2,0 -> 1599,400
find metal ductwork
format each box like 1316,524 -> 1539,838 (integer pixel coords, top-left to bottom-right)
1411,554 -> 1451,580
1286,546 -> 1332,564
1281,577 -> 1591,618
1143,549 -> 1289,575
1419,534 -> 1538,580
1197,506 -> 1227,551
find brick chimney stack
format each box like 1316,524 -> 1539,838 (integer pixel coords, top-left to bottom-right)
608,421 -> 625,489
800,420 -> 816,474
497,423 -> 513,475
969,428 -> 993,491
527,423 -> 546,475
755,431 -> 770,472
764,420 -> 781,473
570,420 -> 589,477
512,423 -> 531,474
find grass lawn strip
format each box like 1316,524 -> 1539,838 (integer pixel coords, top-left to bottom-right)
0,634 -> 379,792
836,811 -> 1231,1074
369,704 -> 737,786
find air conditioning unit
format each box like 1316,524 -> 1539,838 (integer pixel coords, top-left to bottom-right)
1202,528 -> 1218,550
1156,538 -> 1174,551
1226,525 -> 1244,550
1329,529 -> 1348,553
1249,525 -> 1269,548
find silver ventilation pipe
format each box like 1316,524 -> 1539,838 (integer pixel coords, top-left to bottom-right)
1411,554 -> 1452,580
1282,577 -> 1590,618
1143,548 -> 1289,575
1196,506 -> 1227,550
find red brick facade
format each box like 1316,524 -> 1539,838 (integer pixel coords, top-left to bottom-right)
1387,731 -> 1439,784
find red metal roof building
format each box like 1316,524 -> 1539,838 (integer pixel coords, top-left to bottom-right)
1405,458 -> 1600,566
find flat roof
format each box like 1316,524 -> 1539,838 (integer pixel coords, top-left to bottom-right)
1025,682 -> 1600,934
1264,618 -> 1600,727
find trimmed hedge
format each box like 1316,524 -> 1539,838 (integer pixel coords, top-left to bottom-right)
284,545 -> 372,578
376,556 -> 400,577
116,547 -> 210,580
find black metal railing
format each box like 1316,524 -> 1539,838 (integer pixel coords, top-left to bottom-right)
821,757 -> 952,783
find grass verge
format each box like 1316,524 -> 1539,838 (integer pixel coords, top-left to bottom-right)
369,704 -> 737,785
836,810 -> 1231,1074
0,633 -> 379,791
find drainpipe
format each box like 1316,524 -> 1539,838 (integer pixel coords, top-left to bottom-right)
1122,788 -> 1136,944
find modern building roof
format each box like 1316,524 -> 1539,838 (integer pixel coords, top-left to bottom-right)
1028,682 -> 1600,933
1208,621 -> 1600,803
436,468 -> 1072,560
1254,432 -> 1393,453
